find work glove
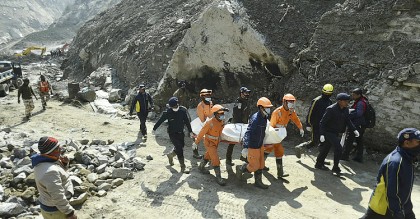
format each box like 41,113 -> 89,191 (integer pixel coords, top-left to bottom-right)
241,148 -> 248,158
300,129 -> 305,137
320,135 -> 325,143
354,130 -> 360,138
306,126 -> 312,132
192,142 -> 198,150
349,109 -> 355,113
189,132 -> 196,139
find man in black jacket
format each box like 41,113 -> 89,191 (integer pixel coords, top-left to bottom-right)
130,84 -> 154,138
315,93 -> 359,174
228,87 -> 251,166
153,97 -> 194,174
295,84 -> 333,158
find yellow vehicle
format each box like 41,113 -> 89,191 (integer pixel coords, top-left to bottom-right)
15,46 -> 47,56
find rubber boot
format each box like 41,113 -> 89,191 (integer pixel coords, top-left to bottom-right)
276,158 -> 289,178
254,170 -> 269,189
166,151 -> 176,166
193,149 -> 203,159
236,163 -> 252,180
214,166 -> 226,186
226,144 -> 235,166
198,159 -> 210,174
263,152 -> 270,171
179,157 -> 190,174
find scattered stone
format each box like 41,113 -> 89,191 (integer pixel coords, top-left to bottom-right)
68,140 -> 81,151
15,157 -> 31,167
98,183 -> 112,191
0,159 -> 13,169
115,151 -> 129,161
0,185 -> 3,201
0,202 -> 25,217
69,193 -> 88,206
13,148 -> 26,159
96,163 -> 107,174
13,172 -> 26,184
13,165 -> 33,176
112,168 -> 133,179
146,155 -> 153,160
97,190 -> 107,197
69,175 -> 83,186
98,172 -> 111,180
87,173 -> 98,183
1,127 -> 11,133
133,157 -> 145,170
111,178 -> 124,187
7,144 -> 15,152
21,187 -> 36,200
79,139 -> 90,145
74,186 -> 89,193
25,173 -> 36,185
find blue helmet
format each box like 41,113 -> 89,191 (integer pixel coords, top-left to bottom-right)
168,97 -> 178,107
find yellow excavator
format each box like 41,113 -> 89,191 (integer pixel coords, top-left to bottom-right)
15,46 -> 47,57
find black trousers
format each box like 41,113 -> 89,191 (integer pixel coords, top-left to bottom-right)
309,126 -> 321,148
343,126 -> 366,159
316,132 -> 342,167
360,207 -> 415,219
137,113 -> 148,135
169,132 -> 185,159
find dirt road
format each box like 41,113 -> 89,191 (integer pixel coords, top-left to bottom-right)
1,90 -> 419,219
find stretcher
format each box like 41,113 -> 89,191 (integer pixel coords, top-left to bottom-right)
191,118 -> 287,145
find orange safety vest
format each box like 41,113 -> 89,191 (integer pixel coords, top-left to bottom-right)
40,81 -> 49,92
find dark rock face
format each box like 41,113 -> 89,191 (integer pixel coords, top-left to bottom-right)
63,0 -> 420,151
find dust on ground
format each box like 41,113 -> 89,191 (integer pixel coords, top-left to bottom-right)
1,89 -> 420,219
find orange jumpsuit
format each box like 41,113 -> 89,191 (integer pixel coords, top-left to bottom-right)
265,106 -> 303,157
196,101 -> 213,122
194,117 -> 224,166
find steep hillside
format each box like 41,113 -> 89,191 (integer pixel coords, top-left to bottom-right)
63,0 -> 420,151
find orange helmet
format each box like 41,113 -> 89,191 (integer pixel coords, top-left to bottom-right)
283,93 -> 296,101
256,97 -> 273,107
211,104 -> 229,114
199,89 -> 212,97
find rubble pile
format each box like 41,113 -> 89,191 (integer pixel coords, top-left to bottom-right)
0,128 -> 147,218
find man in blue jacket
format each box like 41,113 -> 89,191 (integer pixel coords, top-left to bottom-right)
315,93 -> 359,174
342,88 -> 368,162
361,128 -> 420,219
130,84 -> 154,138
236,97 -> 272,189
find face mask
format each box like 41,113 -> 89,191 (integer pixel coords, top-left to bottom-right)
205,97 -> 211,102
264,108 -> 271,114
172,106 -> 179,112
287,102 -> 295,109
218,115 -> 225,120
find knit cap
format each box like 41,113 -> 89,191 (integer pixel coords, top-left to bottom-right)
38,137 -> 59,154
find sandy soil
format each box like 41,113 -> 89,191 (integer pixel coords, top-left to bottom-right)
1,87 -> 420,219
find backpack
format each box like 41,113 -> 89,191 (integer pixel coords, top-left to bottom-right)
363,100 -> 376,128
40,81 -> 49,92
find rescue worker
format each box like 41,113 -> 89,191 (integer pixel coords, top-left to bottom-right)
18,78 -> 38,120
342,88 -> 368,162
193,104 -> 229,186
153,97 -> 194,174
129,84 -> 154,138
315,93 -> 359,174
295,84 -> 333,158
173,80 -> 194,109
193,88 -> 213,159
228,86 -> 252,166
38,75 -> 53,110
31,137 -> 77,219
236,97 -> 273,189
361,128 -> 420,219
265,94 -> 304,178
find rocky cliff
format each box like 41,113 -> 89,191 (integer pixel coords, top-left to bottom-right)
0,0 -> 75,45
63,0 -> 420,151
